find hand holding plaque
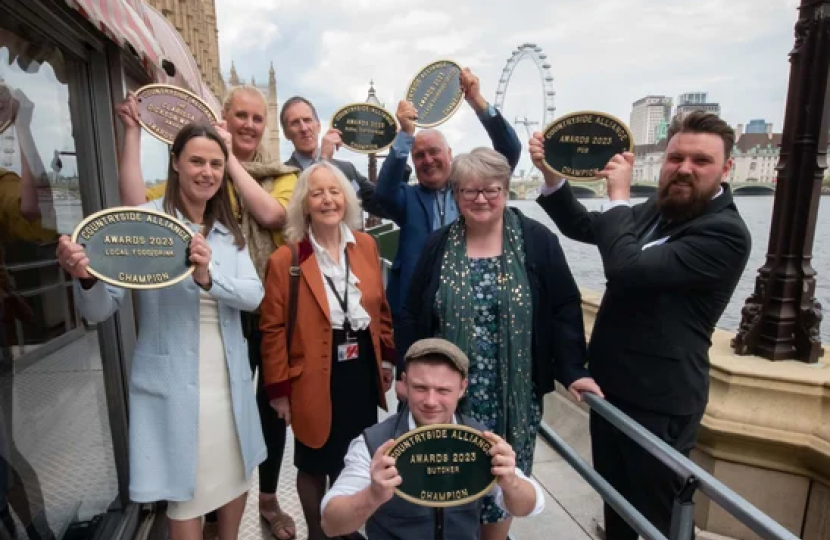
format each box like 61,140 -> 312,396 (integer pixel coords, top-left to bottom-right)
189,233 -> 212,288
320,128 -> 344,160
396,101 -> 418,136
597,152 -> 635,200
57,236 -> 93,281
116,93 -> 141,131
369,439 -> 403,507
485,432 -> 520,489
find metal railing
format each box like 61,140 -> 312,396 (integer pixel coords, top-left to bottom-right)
536,393 -> 800,540
375,253 -> 798,540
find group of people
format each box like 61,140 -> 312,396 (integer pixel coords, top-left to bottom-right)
54,64 -> 751,540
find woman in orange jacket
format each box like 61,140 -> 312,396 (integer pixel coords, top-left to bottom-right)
259,161 -> 395,540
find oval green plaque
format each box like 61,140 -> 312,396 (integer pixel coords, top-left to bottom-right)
135,83 -> 218,145
386,424 -> 496,508
71,207 -> 195,290
542,111 -> 634,182
405,60 -> 464,128
331,103 -> 397,154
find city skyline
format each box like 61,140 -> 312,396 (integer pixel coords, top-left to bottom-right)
214,0 -> 798,175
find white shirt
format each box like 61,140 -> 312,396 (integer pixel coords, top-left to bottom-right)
320,413 -> 546,517
309,223 -> 371,331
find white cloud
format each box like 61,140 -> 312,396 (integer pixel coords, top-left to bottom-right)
216,0 -> 800,175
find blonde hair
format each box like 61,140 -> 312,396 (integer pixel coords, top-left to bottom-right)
284,162 -> 363,243
449,147 -> 512,191
222,85 -> 267,118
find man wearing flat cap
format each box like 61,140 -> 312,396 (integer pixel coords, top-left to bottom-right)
320,338 -> 544,540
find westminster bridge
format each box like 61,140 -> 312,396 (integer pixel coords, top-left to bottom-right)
508,177 -> 777,200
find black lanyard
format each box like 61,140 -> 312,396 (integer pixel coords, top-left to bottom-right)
323,251 -> 353,333
434,189 -> 449,228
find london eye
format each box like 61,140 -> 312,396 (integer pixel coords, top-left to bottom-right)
493,43 -> 557,137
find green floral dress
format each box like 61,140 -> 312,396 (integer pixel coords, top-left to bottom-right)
437,256 -> 542,523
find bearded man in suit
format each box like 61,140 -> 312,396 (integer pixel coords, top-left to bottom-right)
530,111 -> 751,540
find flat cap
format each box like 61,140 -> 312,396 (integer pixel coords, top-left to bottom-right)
404,338 -> 469,377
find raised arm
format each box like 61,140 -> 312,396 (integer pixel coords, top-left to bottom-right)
215,122 -> 287,229
593,208 -> 750,292
115,95 -> 149,206
461,67 -> 522,171
374,101 -> 418,225
529,132 -> 600,244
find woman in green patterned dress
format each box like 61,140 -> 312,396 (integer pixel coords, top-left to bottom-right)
399,147 -> 600,540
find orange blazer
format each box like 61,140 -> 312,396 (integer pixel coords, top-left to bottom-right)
259,230 -> 395,449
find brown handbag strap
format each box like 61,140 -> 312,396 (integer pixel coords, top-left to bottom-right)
286,243 -> 301,355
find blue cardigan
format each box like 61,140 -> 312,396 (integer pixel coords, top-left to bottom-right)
74,199 -> 266,503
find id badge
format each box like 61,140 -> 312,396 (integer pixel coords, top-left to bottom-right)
337,342 -> 359,362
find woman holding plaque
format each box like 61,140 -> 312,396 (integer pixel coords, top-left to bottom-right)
117,85 -> 299,540
399,148 -> 595,540
56,123 -> 266,540
259,162 -> 395,540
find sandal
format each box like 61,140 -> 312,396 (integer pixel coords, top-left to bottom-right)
260,499 -> 296,540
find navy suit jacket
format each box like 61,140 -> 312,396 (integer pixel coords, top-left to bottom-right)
375,109 -> 522,324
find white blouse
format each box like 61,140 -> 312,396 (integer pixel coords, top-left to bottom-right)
309,223 -> 371,331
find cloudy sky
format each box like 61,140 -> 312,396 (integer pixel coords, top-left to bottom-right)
215,0 -> 799,176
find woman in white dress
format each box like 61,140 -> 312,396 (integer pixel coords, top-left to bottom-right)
55,123 -> 266,540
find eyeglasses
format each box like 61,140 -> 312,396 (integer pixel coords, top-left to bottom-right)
458,186 -> 503,201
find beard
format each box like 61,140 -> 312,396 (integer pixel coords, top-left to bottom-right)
656,174 -> 718,222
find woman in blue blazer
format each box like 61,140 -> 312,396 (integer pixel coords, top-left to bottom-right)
56,124 -> 265,540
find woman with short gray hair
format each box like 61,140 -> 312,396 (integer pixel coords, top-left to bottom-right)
400,147 -> 590,540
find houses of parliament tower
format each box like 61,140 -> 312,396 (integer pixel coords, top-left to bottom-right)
145,0 -> 282,160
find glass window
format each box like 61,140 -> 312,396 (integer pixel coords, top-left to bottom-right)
1,23 -> 117,539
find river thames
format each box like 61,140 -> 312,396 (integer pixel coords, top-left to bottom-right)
509,196 -> 830,344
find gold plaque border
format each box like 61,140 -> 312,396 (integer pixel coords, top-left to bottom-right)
134,83 -> 219,146
540,110 -> 635,183
71,206 -> 195,291
385,423 -> 497,508
329,102 -> 398,155
405,59 -> 465,129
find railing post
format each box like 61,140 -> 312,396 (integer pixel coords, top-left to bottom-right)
670,476 -> 699,540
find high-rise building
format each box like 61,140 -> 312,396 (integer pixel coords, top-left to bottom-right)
675,92 -> 721,119
629,96 -> 673,145
746,119 -> 773,134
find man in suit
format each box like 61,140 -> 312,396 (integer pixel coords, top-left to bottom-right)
374,68 -> 521,363
529,111 -> 751,540
281,96 -> 388,219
